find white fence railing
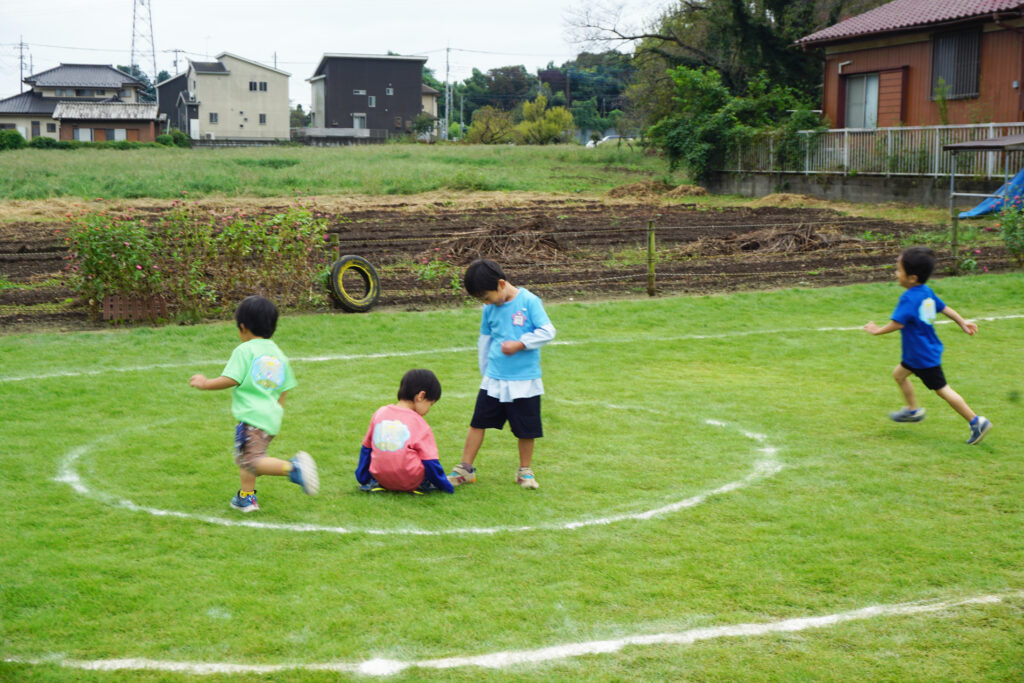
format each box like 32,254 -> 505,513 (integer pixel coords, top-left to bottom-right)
728,122 -> 1024,179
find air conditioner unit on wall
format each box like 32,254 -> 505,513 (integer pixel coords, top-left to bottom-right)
204,133 -> 215,140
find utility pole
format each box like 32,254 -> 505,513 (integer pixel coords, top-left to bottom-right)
17,36 -> 28,92
443,46 -> 451,141
459,92 -> 464,136
165,48 -> 186,74
273,52 -> 277,69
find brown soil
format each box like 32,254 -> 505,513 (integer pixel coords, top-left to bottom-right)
1,194 -> 1014,333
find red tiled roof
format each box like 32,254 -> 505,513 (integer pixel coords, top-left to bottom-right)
799,0 -> 1024,45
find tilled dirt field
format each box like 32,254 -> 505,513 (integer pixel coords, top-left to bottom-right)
0,195 -> 1013,332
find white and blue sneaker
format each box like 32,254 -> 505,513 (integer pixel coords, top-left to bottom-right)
289,451 -> 319,495
966,417 -> 992,445
889,407 -> 926,422
230,491 -> 259,512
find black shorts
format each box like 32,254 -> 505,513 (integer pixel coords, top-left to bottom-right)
470,390 -> 543,439
901,362 -> 948,391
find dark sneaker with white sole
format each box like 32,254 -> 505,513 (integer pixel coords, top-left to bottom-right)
889,407 -> 926,422
289,451 -> 319,495
966,417 -> 992,445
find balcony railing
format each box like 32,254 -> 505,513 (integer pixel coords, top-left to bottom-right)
727,122 -> 1024,179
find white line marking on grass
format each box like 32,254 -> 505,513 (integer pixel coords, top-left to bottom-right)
7,590 -> 1020,676
5,314 -> 1022,383
56,417 -> 781,536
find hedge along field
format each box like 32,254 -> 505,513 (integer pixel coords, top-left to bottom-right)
2,275 -> 1023,681
0,144 -> 670,200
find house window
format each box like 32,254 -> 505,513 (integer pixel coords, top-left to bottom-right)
118,89 -> 132,99
259,113 -> 266,124
394,116 -> 402,128
55,88 -> 73,97
353,89 -> 366,95
46,123 -> 56,133
353,113 -> 366,129
845,73 -> 878,128
209,112 -> 219,123
249,81 -> 258,91
385,87 -> 393,96
368,95 -> 376,108
932,30 -> 981,99
259,81 -> 267,91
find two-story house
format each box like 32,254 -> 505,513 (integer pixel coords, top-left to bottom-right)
156,53 -> 290,140
0,64 -> 157,141
306,54 -> 428,140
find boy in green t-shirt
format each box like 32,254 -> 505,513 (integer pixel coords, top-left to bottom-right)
190,295 -> 318,512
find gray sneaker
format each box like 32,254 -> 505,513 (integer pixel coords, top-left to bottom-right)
966,417 -> 992,445
889,407 -> 926,422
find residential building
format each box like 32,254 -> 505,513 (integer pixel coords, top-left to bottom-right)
306,54 -> 427,139
156,53 -> 290,140
0,64 -> 149,140
798,0 -> 1024,128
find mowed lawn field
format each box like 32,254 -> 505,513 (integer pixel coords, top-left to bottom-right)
2,275 -> 1023,681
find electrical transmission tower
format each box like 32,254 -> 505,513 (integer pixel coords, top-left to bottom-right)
129,0 -> 158,86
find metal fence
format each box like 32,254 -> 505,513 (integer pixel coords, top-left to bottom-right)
728,122 -> 1024,179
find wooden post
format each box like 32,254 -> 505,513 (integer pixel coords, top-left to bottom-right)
647,220 -> 656,296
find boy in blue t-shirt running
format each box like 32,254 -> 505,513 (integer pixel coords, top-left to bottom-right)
447,259 -> 556,489
863,247 -> 992,445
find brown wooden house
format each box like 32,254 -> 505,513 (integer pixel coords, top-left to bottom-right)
798,0 -> 1024,128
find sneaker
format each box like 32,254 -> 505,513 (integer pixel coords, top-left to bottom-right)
358,478 -> 382,493
967,417 -> 992,445
447,463 -> 476,486
889,407 -> 926,422
230,490 -> 259,512
289,451 -> 319,496
516,467 -> 539,490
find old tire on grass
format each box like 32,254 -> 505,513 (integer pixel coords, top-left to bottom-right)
328,255 -> 380,312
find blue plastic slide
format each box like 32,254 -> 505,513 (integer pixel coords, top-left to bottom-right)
959,165 -> 1024,218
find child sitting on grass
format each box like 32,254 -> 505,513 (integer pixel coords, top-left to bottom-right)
863,246 -> 992,445
189,295 -> 318,512
356,369 -> 453,494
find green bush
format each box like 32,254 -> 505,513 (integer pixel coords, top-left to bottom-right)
28,136 -> 62,149
155,134 -> 174,146
168,128 -> 191,148
64,204 -> 334,319
998,196 -> 1024,269
0,129 -> 27,151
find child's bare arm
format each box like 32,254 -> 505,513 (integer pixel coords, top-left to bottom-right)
940,305 -> 978,335
278,390 -> 288,406
863,320 -> 903,335
189,374 -> 239,390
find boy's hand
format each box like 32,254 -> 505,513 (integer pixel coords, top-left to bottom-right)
962,321 -> 978,336
189,374 -> 208,389
863,321 -> 881,335
501,340 -> 526,355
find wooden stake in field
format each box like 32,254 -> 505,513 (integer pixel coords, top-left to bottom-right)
647,220 -> 656,296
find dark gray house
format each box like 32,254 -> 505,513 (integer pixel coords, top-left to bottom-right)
305,53 -> 428,141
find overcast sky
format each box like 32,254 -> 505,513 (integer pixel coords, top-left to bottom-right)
0,0 -> 657,108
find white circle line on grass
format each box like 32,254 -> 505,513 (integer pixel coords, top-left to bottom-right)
6,590 -> 1020,676
6,313 -> 1023,383
55,416 -> 781,536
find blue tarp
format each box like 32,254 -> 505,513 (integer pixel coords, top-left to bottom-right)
959,166 -> 1024,218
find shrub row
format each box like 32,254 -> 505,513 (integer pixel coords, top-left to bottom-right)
64,203 -> 334,321
1,128 -> 192,151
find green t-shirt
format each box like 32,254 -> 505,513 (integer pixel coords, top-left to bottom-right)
221,338 -> 297,435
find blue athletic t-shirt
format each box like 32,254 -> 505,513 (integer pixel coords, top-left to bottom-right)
480,287 -> 551,380
891,284 -> 945,368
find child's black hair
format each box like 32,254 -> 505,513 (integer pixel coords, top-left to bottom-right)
463,258 -> 506,297
900,246 -> 936,284
397,368 -> 442,402
235,295 -> 278,338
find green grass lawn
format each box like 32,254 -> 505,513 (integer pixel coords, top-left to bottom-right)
0,144 -> 674,200
2,274 -> 1023,681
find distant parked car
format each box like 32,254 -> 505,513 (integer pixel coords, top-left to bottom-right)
586,135 -> 634,148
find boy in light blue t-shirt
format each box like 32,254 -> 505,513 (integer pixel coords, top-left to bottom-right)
189,295 -> 319,511
863,247 -> 992,445
448,259 -> 555,490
